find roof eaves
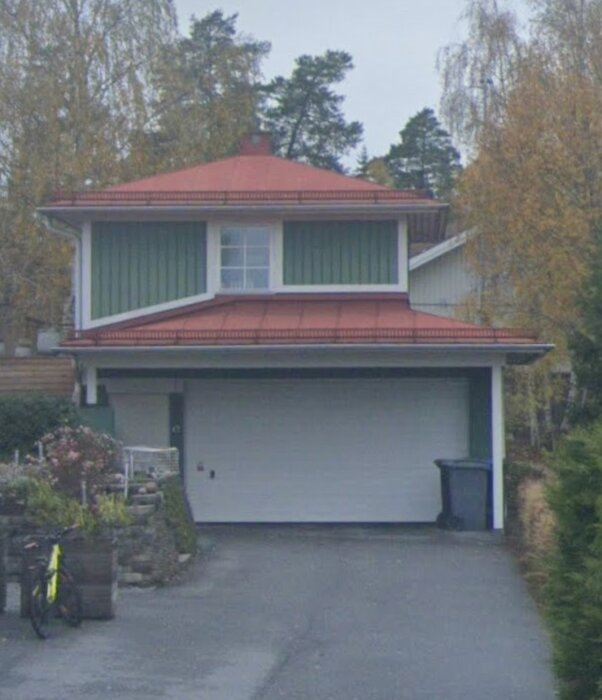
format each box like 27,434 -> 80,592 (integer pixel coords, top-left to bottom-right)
58,341 -> 554,366
409,230 -> 472,271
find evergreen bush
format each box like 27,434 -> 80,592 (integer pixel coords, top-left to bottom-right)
545,421 -> 602,700
0,394 -> 79,459
162,475 -> 198,555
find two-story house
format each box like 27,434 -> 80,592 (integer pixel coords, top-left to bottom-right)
39,134 -> 550,528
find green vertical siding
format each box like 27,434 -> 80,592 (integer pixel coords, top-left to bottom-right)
469,369 -> 492,459
91,222 -> 206,319
80,406 -> 115,435
283,221 -> 398,285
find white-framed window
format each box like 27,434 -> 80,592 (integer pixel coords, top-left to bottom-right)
220,225 -> 271,291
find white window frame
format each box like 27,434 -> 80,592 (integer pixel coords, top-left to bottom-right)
272,217 -> 408,293
81,219 -> 213,330
80,216 -> 409,329
217,223 -> 276,293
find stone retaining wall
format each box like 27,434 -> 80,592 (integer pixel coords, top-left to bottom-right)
115,488 -> 183,586
0,479 -> 193,588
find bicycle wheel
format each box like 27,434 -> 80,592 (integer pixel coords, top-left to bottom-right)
57,569 -> 82,628
30,571 -> 51,640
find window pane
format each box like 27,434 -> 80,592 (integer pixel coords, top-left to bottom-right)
246,269 -> 269,289
221,247 -> 244,267
221,229 -> 244,246
221,269 -> 244,289
246,247 -> 270,266
245,229 -> 270,246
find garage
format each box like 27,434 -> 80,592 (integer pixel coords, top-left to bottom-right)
185,376 -> 469,522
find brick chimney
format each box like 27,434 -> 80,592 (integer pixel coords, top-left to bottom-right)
239,132 -> 273,156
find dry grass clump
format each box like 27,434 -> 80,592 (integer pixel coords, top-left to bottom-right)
515,471 -> 556,588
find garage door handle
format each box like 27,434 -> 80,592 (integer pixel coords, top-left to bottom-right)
210,470 -> 215,479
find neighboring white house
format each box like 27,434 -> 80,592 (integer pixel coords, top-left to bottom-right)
409,231 -> 478,319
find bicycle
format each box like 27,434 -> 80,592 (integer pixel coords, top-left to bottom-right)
25,526 -> 83,639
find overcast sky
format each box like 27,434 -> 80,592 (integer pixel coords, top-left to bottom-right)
172,1 -> 529,165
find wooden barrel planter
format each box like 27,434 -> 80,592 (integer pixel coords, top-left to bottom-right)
20,534 -> 118,620
63,538 -> 118,619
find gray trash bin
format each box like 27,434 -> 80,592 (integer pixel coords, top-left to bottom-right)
435,458 -> 492,530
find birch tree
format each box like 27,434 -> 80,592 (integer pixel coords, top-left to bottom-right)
440,0 -> 602,437
0,0 -> 177,350
438,0 -> 524,150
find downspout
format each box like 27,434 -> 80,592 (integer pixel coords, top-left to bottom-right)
36,213 -> 87,407
35,213 -> 83,331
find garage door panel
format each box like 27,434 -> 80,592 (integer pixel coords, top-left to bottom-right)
185,378 -> 469,522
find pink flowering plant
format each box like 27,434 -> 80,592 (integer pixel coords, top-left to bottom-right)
39,426 -> 122,503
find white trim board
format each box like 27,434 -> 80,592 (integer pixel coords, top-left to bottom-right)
70,345 -> 550,370
409,230 -> 471,271
83,215 -> 410,327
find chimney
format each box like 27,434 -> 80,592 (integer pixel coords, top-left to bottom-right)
239,132 -> 272,156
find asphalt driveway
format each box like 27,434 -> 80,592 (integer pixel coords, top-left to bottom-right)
0,526 -> 556,699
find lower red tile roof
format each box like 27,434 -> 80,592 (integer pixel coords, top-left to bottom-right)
62,294 -> 540,348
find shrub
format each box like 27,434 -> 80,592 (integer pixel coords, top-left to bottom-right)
0,461 -> 50,513
40,425 -> 122,503
25,479 -> 131,535
545,421 -> 602,700
25,479 -> 85,527
162,476 -> 197,555
0,394 -> 79,459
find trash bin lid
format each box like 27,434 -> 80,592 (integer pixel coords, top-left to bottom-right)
435,458 -> 492,471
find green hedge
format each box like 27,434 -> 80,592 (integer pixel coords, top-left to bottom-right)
0,394 -> 79,459
162,475 -> 198,555
545,421 -> 602,700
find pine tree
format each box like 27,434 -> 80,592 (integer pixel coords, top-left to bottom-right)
385,108 -> 462,197
261,50 -> 363,173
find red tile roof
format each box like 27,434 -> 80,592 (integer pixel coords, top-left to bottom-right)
42,151 -> 447,242
63,294 -> 540,348
105,155 -> 390,193
46,154 -> 435,206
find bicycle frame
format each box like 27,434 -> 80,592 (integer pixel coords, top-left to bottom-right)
45,543 -> 61,604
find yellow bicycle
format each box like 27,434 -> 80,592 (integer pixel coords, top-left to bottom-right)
26,526 -> 83,639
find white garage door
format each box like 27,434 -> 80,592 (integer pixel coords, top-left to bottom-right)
185,377 -> 469,523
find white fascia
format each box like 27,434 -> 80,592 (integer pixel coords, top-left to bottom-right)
491,360 -> 505,530
64,211 -> 417,330
409,230 -> 471,271
270,215 -> 408,294
82,221 -> 92,328
59,344 -> 552,371
398,217 -> 408,291
41,202 -> 446,224
83,219 -> 215,330
83,292 -> 215,330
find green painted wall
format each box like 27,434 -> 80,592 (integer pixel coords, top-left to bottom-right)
79,406 -> 115,435
91,222 -> 206,319
283,221 -> 398,285
469,369 -> 492,459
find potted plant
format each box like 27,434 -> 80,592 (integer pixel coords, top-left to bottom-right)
20,426 -> 129,619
